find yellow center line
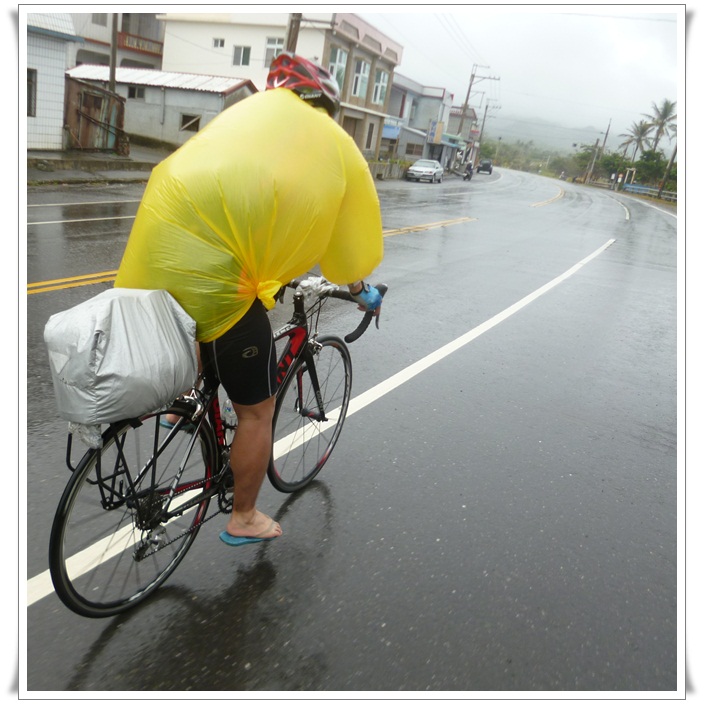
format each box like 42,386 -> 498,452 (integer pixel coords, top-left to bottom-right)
383,216 -> 476,237
27,218 -> 477,295
530,188 -> 565,208
27,271 -> 118,295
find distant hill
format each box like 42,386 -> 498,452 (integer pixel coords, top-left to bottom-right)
482,114 -> 605,153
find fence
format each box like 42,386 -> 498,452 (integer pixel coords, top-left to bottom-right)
368,161 -> 409,180
622,183 -> 677,203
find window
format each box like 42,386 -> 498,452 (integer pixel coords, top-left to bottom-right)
352,59 -> 369,98
82,93 -> 103,111
127,85 -> 145,99
180,114 -> 200,132
213,38 -> 225,48
406,143 -> 423,157
27,69 -> 37,117
365,123 -> 375,150
264,37 -> 284,65
328,47 -> 347,88
372,69 -> 388,105
233,46 -> 251,66
92,13 -> 107,26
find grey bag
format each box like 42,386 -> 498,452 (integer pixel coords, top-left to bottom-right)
44,288 -> 198,426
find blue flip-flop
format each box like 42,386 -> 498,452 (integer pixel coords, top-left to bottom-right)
219,522 -> 280,547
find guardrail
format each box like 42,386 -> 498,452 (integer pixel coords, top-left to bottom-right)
622,183 -> 677,203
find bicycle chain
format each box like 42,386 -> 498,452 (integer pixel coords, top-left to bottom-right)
134,474 -> 232,559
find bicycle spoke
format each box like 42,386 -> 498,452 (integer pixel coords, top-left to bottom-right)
49,408 -> 218,618
269,335 -> 352,492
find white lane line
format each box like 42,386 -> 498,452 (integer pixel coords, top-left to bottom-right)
29,215 -> 136,226
346,238 -> 616,416
27,238 -> 615,608
609,197 -> 631,221
27,491 -> 201,607
612,194 -> 677,219
27,200 -> 141,208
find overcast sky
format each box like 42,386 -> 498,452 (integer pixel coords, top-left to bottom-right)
358,6 -> 682,153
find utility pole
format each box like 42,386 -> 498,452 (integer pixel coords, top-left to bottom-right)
476,99 -> 499,162
601,118 -> 611,154
657,143 -> 676,199
109,13 -> 118,93
285,13 -> 302,52
585,137 -> 600,183
458,64 -> 499,161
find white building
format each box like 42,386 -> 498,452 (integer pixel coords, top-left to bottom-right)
26,13 -> 81,149
156,12 -> 403,158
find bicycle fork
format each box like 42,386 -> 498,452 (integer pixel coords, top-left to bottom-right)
296,343 -> 328,423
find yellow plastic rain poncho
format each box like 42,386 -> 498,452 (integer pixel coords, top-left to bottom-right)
115,88 -> 384,342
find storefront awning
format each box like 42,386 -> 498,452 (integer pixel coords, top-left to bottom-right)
382,124 -> 401,139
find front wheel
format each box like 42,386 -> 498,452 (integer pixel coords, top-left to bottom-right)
268,335 -> 352,492
49,405 -> 217,618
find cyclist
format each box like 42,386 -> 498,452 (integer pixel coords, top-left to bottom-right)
115,53 -> 384,547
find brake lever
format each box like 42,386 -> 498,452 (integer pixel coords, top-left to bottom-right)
344,283 -> 388,343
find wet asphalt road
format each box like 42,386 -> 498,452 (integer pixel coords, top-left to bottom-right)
25,169 -> 679,693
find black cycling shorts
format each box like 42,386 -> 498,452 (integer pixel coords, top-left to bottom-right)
200,299 -> 277,406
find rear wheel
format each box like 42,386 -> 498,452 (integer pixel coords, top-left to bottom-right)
49,405 -> 217,618
268,335 -> 352,492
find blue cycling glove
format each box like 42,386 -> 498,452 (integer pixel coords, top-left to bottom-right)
351,282 -> 382,311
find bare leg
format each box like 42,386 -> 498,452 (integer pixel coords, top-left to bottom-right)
224,394 -> 282,539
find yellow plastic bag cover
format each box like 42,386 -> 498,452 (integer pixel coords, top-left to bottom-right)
115,89 -> 383,342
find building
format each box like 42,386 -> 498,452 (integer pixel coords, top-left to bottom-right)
383,73 -> 471,168
448,105 -> 480,166
156,12 -> 402,158
66,65 -> 256,147
68,12 -> 164,69
26,11 -> 166,151
26,13 -> 81,149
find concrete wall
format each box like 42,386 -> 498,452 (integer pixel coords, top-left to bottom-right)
111,84 -> 225,146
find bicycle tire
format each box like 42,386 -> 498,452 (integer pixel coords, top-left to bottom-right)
268,334 -> 352,492
49,405 -> 218,618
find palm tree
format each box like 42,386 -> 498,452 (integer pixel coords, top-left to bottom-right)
618,120 -> 652,161
643,99 -> 677,152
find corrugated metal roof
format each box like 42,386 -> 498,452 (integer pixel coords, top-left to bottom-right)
66,65 -> 253,94
27,13 -> 78,38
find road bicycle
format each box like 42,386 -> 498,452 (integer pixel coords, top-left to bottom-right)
48,276 -> 388,618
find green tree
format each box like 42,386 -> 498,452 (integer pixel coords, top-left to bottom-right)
573,143 -> 596,175
618,120 -> 652,161
643,99 -> 677,152
597,152 -> 624,181
635,149 -> 668,186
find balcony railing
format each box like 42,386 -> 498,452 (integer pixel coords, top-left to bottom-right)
117,32 -> 163,57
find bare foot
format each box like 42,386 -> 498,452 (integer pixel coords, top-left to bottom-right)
225,509 -> 282,539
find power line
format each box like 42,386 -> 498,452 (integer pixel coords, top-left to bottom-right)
434,14 -> 481,65
441,13 -> 487,65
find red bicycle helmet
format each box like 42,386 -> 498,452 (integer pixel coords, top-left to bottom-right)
267,52 -> 340,117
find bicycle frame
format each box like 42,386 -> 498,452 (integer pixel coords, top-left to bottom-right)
61,282 -> 369,530
272,289 -> 333,422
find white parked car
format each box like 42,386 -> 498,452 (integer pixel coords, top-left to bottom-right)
405,159 -> 444,183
